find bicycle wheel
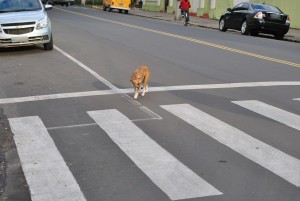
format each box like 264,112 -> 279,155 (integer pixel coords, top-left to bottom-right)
181,14 -> 186,26
184,13 -> 188,26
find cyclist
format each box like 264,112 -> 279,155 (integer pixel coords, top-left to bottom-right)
179,0 -> 191,26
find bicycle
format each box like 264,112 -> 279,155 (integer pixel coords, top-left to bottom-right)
181,10 -> 189,26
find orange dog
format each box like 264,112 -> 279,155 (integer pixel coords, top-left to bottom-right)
130,65 -> 150,99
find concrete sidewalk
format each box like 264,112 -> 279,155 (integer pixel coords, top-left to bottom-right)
129,8 -> 300,43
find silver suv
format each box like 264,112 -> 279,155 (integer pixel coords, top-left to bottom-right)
0,0 -> 53,50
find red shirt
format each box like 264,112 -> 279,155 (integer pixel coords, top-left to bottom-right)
180,0 -> 191,10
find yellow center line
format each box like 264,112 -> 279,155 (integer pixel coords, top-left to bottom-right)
54,7 -> 300,68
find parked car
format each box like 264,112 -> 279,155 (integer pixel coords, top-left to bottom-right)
103,0 -> 130,14
219,2 -> 290,40
45,0 -> 74,6
0,0 -> 53,50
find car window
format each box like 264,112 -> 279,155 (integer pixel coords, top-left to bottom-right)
251,3 -> 281,13
0,0 -> 41,13
241,3 -> 249,10
233,3 -> 244,10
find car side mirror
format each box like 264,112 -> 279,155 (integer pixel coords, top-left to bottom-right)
227,8 -> 232,12
44,4 -> 53,10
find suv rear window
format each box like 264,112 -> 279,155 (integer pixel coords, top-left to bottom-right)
0,0 -> 41,13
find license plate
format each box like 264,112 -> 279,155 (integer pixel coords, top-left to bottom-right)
12,36 -> 28,43
119,3 -> 123,6
270,14 -> 281,20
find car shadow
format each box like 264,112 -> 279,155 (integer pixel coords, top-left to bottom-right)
0,45 -> 44,53
226,29 -> 298,42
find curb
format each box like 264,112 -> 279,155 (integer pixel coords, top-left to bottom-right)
91,5 -> 101,9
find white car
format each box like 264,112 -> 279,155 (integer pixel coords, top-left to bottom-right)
0,0 -> 53,50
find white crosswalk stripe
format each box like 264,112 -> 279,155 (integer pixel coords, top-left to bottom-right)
88,109 -> 222,200
232,100 -> 300,131
9,98 -> 300,200
161,104 -> 300,187
9,116 -> 87,201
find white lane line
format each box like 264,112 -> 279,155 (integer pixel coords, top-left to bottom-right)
88,109 -> 222,200
161,104 -> 300,187
294,98 -> 300,101
1,82 -> 300,104
54,45 -> 141,106
47,123 -> 97,130
138,106 -> 163,120
0,90 -> 114,104
9,116 -> 87,201
54,45 -> 119,92
232,100 -> 300,131
54,45 -> 163,119
126,81 -> 300,92
131,117 -> 162,122
46,116 -> 162,130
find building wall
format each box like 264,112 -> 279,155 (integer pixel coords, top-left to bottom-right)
197,0 -> 211,17
166,0 -> 176,14
207,0 -> 233,19
143,0 -> 163,12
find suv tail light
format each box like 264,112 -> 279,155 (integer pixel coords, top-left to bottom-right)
254,12 -> 264,19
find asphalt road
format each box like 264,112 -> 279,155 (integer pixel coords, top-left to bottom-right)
1,5 -> 300,201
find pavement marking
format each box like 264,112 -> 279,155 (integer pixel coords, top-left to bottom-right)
0,90 -> 115,104
294,98 -> 300,101
8,116 -> 87,201
161,104 -> 300,187
88,109 -> 222,200
54,45 -> 121,92
46,116 -> 161,130
130,81 -> 300,92
232,100 -> 300,131
55,7 -> 300,68
138,105 -> 163,120
47,123 -> 97,130
1,81 -> 300,104
54,45 -> 162,120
